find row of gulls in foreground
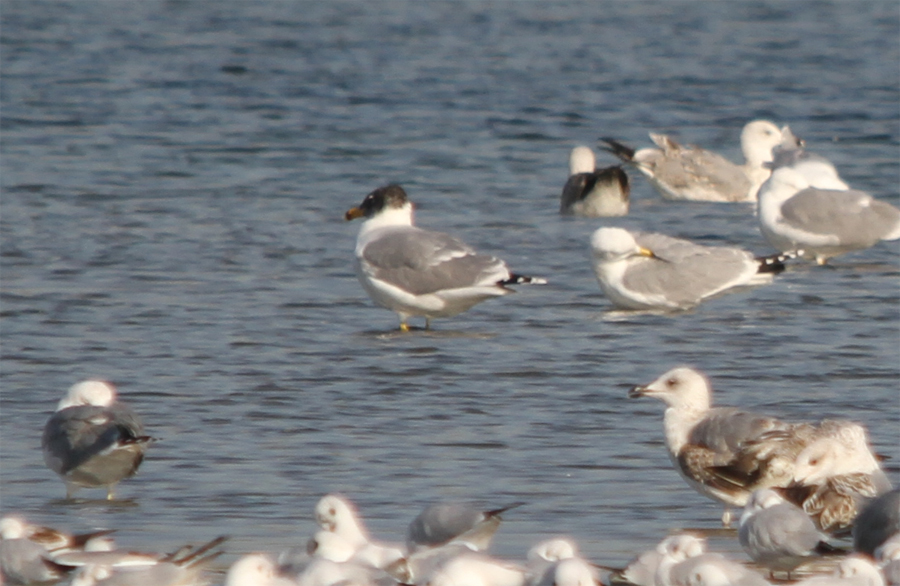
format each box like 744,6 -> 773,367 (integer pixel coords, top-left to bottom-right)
41,380 -> 153,500
628,366 -> 893,533
344,184 -> 546,332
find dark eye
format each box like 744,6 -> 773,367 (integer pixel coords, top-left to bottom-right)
329,508 -> 336,516
667,378 -> 677,386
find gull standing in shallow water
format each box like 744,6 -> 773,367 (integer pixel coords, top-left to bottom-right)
560,146 -> 630,217
345,185 -> 546,332
42,380 -> 153,500
589,227 -> 789,311
629,367 -> 805,525
601,120 -> 792,202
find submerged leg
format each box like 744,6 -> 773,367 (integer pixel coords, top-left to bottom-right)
425,317 -> 431,330
106,485 -> 116,500
721,507 -> 733,527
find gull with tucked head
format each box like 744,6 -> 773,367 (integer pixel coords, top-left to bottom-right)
560,146 -> 629,217
345,185 -> 545,331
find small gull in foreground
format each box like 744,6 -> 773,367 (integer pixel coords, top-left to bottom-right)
407,501 -> 522,553
601,120 -> 791,202
531,557 -> 599,586
629,367 -> 803,525
308,530 -> 404,571
345,185 -> 546,331
738,488 -> 838,577
527,538 -> 579,584
590,227 -> 789,311
226,553 -> 299,586
313,494 -> 405,567
422,551 -> 527,586
757,137 -> 900,264
606,533 -> 706,586
560,146 -> 630,217
42,380 -> 153,500
790,555 -> 886,586
786,422 -> 893,534
853,488 -> 900,556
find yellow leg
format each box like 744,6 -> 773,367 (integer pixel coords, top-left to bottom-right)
107,486 -> 116,500
399,322 -> 409,332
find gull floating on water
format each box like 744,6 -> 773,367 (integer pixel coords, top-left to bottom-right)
560,146 -> 630,217
601,120 -> 792,202
757,135 -> 900,264
590,227 -> 789,311
785,422 -> 892,534
345,185 -> 546,331
629,367 -> 806,525
738,488 -> 838,577
42,380 -> 153,500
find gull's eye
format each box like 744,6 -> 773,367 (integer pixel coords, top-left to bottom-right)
329,507 -> 336,516
667,377 -> 677,386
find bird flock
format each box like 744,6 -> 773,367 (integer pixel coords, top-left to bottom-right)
2,120 -> 898,586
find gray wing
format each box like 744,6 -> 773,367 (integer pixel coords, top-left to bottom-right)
623,234 -> 758,306
740,503 -> 822,559
42,404 -> 147,475
781,189 -> 900,245
853,488 -> 900,555
361,229 -> 509,296
561,168 -> 629,214
651,146 -> 750,201
688,408 -> 788,457
560,173 -> 592,212
407,503 -> 485,549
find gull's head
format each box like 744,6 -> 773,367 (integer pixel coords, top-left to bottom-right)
314,494 -> 368,543
740,489 -> 785,525
345,184 -> 413,225
57,380 -> 117,411
591,227 -> 658,264
0,516 -> 28,539
793,422 -> 879,484
307,530 -> 355,563
655,534 -> 706,560
569,146 -> 596,176
527,538 -> 578,563
836,555 -> 885,586
225,553 -> 280,586
741,120 -> 786,167
629,367 -> 713,412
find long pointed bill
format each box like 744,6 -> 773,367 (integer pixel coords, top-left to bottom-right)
628,385 -> 649,398
345,207 -> 365,221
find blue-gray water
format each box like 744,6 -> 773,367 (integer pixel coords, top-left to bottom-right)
1,0 -> 898,579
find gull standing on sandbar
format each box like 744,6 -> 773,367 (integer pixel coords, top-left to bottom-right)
345,185 -> 546,331
589,227 -> 789,311
42,380 -> 153,500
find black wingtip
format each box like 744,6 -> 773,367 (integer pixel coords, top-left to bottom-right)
599,137 -> 636,161
500,274 -> 547,286
756,251 -> 800,274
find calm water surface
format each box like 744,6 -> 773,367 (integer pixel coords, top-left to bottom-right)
1,0 -> 898,578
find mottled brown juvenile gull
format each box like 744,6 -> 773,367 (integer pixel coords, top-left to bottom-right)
601,120 -> 790,202
629,367 -> 805,525
785,422 -> 892,534
42,380 -> 153,500
590,227 -> 788,311
560,146 -> 630,217
345,185 -> 546,332
738,489 -> 838,577
757,164 -> 900,264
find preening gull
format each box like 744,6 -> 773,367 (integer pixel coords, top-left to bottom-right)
790,555 -> 886,586
738,489 -> 837,577
407,502 -> 521,552
313,494 -> 405,568
757,165 -> 900,264
601,120 -> 791,202
345,185 -> 546,331
42,380 -> 153,500
853,488 -> 900,556
785,422 -> 892,534
589,227 -> 789,311
629,367 -> 803,525
527,538 -> 580,586
560,146 -> 630,217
